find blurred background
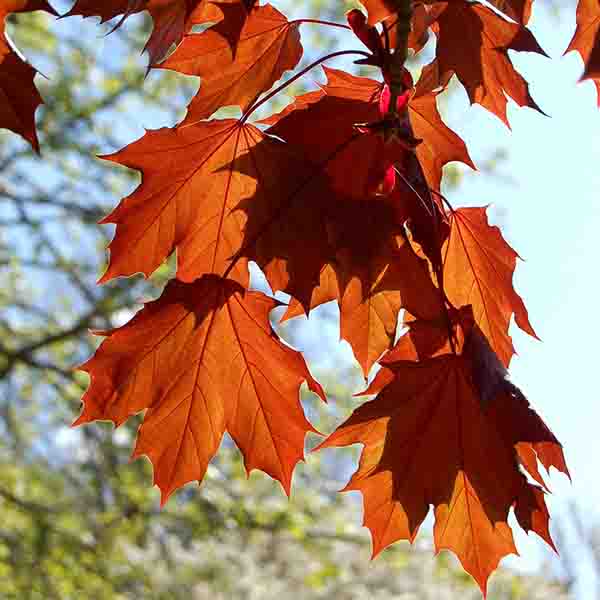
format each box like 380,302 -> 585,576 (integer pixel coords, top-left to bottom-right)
1,0 -> 598,598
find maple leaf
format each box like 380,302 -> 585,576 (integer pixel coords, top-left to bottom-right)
159,4 -> 302,124
486,0 -> 533,24
0,0 -> 56,151
565,0 -> 600,105
347,8 -> 386,69
433,1 -> 547,126
98,119 -> 293,285
100,116 -> 338,309
264,67 -> 400,199
281,200 -> 446,376
514,484 -> 555,552
442,206 -> 537,368
408,3 -> 445,53
65,0 -> 246,65
264,63 -> 465,271
75,274 -> 325,502
358,0 -> 397,26
410,60 -> 476,191
317,327 -> 567,595
265,65 -> 472,198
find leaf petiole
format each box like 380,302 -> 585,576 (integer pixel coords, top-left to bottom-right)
240,50 -> 372,124
293,19 -> 351,30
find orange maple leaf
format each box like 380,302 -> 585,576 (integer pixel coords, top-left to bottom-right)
317,324 -> 567,595
566,0 -> 600,105
159,4 -> 303,124
0,0 -> 56,151
75,274 -> 325,503
281,202 -> 446,376
433,1 -> 547,126
442,206 -> 537,368
98,119 -> 280,285
65,0 -> 248,65
99,118 -> 335,296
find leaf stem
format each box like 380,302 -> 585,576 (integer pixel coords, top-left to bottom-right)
382,21 -> 391,55
294,19 -> 351,30
393,167 -> 432,217
240,50 -> 371,124
394,167 -> 457,354
386,0 -> 414,119
429,188 -> 455,215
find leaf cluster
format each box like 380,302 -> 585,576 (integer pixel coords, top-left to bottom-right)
1,0 -> 593,594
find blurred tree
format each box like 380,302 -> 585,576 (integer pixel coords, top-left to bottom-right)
0,2 -> 569,598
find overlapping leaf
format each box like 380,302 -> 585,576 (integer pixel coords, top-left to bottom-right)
160,3 -> 302,123
442,207 -> 536,367
75,274 -> 325,502
65,0 -> 251,65
98,119 -> 303,286
263,64 -> 465,274
265,65 -> 472,197
433,1 -> 546,126
264,67 -> 396,199
0,0 -> 56,151
317,327 -> 567,594
566,0 -> 600,105
281,201 -> 446,376
102,113 -> 344,309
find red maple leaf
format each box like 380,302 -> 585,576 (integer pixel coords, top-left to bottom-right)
433,1 -> 547,126
442,206 -> 537,367
566,0 -> 600,105
159,4 -> 302,124
65,0 -> 256,65
0,0 -> 57,151
75,274 -> 325,502
265,65 -> 472,198
281,203 -> 446,376
317,319 -> 568,595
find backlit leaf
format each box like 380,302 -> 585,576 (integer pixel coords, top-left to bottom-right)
318,338 -> 567,594
0,0 -> 57,151
442,206 -> 537,367
76,275 -> 324,502
566,0 -> 600,105
160,4 -> 302,123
